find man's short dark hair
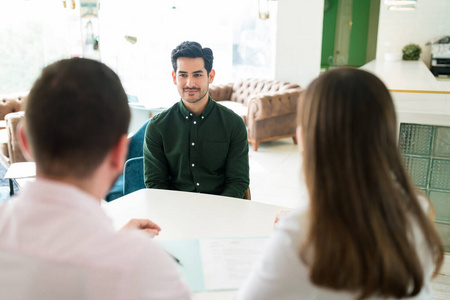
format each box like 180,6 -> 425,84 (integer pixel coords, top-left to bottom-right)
171,41 -> 214,74
24,58 -> 130,177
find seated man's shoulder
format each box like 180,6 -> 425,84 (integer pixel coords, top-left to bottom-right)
149,104 -> 178,126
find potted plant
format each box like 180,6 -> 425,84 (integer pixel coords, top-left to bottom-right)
402,44 -> 422,60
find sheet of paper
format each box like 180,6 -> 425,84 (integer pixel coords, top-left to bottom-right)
200,238 -> 269,291
158,239 -> 204,292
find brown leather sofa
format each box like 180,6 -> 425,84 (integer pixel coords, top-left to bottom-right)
209,79 -> 303,151
0,97 -> 26,168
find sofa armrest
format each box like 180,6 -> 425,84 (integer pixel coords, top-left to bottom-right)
209,83 -> 233,101
5,111 -> 26,164
247,88 -> 303,122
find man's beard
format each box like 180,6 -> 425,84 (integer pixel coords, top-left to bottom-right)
182,87 -> 209,104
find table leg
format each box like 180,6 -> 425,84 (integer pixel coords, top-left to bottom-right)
9,179 -> 14,196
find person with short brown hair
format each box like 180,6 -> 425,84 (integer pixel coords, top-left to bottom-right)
0,58 -> 191,300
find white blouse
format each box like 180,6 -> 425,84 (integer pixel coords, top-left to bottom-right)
236,205 -> 435,300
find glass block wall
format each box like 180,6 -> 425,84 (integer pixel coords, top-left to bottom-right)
399,123 -> 450,252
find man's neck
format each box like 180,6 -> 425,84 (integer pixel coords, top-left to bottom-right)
37,174 -> 104,204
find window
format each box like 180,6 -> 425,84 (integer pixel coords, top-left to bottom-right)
0,0 -> 81,95
99,0 -> 277,108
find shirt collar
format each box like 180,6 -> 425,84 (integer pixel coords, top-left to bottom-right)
178,96 -> 215,120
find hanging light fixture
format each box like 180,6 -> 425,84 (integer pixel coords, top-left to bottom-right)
258,0 -> 270,20
61,0 -> 76,10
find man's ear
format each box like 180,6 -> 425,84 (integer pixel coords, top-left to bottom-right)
172,70 -> 177,85
110,134 -> 129,172
209,69 -> 215,84
18,123 -> 33,161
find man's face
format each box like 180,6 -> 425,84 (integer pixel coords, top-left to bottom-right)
172,57 -> 215,105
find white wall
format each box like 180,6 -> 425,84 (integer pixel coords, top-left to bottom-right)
274,0 -> 324,88
376,0 -> 450,66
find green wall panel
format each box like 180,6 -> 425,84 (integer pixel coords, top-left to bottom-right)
348,0 -> 371,66
321,0 -> 338,68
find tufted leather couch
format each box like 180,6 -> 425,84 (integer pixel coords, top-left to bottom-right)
0,97 -> 26,168
209,79 -> 303,151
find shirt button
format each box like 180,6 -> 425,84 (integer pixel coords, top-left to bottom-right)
191,163 -> 195,167
191,142 -> 195,146
185,116 -> 188,119
202,116 -> 205,119
193,121 -> 197,125
196,183 -> 200,186
190,113 -> 193,116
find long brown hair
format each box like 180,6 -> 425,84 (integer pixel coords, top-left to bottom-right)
298,68 -> 443,299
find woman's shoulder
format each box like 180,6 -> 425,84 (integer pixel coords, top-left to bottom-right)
274,207 -> 310,248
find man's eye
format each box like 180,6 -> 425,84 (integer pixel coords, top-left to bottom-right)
194,74 -> 202,77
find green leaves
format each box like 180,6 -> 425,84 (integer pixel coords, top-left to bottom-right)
402,43 -> 422,61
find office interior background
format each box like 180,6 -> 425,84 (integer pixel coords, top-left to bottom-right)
1,0 -> 450,248
1,0 -> 448,95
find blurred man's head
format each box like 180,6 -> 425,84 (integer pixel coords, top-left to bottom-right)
23,58 -> 130,178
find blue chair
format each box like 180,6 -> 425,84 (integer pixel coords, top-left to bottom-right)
123,156 -> 145,195
104,119 -> 150,201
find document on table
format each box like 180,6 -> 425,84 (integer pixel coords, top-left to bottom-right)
158,237 -> 268,292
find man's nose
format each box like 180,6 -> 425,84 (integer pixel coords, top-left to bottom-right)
186,77 -> 194,87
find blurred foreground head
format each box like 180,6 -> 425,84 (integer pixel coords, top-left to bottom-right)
23,58 -> 130,178
297,67 -> 443,299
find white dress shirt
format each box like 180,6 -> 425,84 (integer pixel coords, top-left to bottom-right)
0,178 -> 192,300
236,202 -> 435,300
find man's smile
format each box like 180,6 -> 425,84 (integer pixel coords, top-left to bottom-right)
184,88 -> 199,93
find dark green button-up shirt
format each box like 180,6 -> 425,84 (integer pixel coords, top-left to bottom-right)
143,97 -> 249,198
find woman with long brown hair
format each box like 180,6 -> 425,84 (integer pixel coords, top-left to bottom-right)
237,68 -> 443,299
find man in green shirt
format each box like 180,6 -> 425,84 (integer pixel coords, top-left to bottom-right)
143,41 -> 249,199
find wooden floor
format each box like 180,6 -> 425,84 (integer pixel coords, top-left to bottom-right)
432,254 -> 450,299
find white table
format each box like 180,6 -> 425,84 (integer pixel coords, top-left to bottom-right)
103,189 -> 287,300
4,162 -> 36,195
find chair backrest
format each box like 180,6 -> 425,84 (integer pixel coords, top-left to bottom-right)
243,187 -> 251,200
127,119 -> 150,159
123,156 -> 145,195
104,119 -> 150,201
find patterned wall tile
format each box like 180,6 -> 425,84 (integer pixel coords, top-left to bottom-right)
430,159 -> 450,191
434,126 -> 450,158
403,155 -> 430,188
430,190 -> 450,222
399,124 -> 433,156
434,221 -> 450,253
